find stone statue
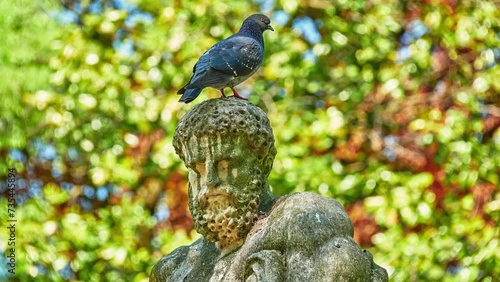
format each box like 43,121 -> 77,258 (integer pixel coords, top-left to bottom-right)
151,98 -> 388,282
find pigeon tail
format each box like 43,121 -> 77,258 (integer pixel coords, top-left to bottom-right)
179,88 -> 203,103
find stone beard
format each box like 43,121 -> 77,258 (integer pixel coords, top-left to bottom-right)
178,133 -> 270,248
188,171 -> 264,248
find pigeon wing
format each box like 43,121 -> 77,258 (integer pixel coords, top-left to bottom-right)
184,47 -> 231,89
186,36 -> 263,89
209,36 -> 263,77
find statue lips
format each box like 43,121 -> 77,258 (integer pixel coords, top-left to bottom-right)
199,190 -> 234,209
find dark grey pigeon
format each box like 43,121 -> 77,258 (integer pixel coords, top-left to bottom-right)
177,14 -> 273,103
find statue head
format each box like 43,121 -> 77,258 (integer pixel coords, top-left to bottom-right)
173,98 -> 276,248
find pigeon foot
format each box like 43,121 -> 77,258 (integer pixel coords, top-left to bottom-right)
220,89 -> 227,97
230,88 -> 248,100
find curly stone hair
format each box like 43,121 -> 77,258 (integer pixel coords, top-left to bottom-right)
173,98 -> 276,178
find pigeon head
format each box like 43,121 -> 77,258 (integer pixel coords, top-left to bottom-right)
242,14 -> 274,33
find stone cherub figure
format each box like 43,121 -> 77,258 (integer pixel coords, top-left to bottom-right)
151,98 -> 388,282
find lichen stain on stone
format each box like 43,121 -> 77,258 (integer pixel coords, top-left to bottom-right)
205,135 -> 214,163
216,134 -> 222,157
218,160 -> 229,182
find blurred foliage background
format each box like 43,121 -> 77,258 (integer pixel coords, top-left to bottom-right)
0,0 -> 499,281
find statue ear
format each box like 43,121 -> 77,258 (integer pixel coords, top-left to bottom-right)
261,146 -> 277,177
244,250 -> 285,281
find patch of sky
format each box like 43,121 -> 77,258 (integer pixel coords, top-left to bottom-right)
59,264 -> 75,280
15,194 -> 27,205
83,185 -> 95,199
383,135 -> 398,161
34,139 -> 57,161
112,0 -> 136,11
434,81 -> 446,95
303,49 -> 317,62
0,256 -> 7,280
52,167 -> 63,180
315,100 -> 325,109
67,148 -> 79,161
113,37 -> 135,56
79,197 -> 93,211
88,0 -> 102,13
154,203 -> 170,222
51,10 -> 79,24
96,186 -> 109,201
273,10 -> 290,26
397,19 -> 429,63
9,149 -> 26,163
486,47 -> 499,68
397,46 -> 411,62
254,0 -> 275,13
293,16 -> 322,44
277,88 -> 286,98
61,182 -> 74,191
400,20 -> 428,45
29,179 -> 43,198
125,10 -> 154,28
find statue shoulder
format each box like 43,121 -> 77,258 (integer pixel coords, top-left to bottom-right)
243,192 -> 388,281
150,244 -> 190,282
150,238 -> 219,282
265,192 -> 354,243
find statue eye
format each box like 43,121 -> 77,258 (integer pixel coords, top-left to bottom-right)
195,163 -> 206,174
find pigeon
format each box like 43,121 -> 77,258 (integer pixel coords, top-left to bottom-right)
177,14 -> 273,103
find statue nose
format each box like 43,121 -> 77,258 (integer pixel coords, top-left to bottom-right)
206,161 -> 220,188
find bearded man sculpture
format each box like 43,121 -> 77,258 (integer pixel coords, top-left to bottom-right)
150,98 -> 388,282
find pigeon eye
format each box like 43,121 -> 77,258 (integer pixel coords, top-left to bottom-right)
259,17 -> 265,22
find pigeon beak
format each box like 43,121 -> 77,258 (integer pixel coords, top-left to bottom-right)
267,25 -> 274,31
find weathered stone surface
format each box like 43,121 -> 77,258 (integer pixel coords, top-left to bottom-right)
151,97 -> 388,282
